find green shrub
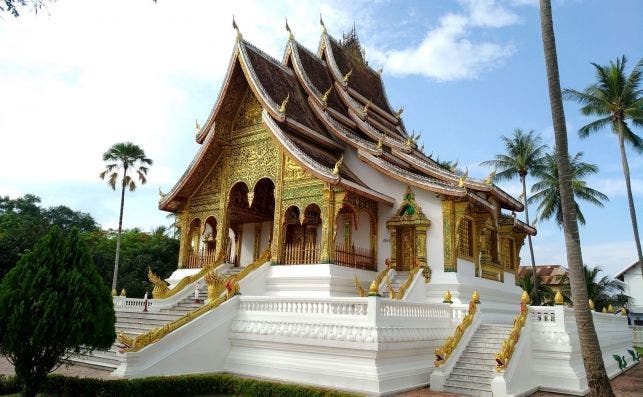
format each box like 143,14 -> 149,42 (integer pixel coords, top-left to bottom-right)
35,373 -> 358,397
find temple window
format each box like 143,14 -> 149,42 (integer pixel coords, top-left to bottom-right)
458,217 -> 474,259
488,229 -> 499,264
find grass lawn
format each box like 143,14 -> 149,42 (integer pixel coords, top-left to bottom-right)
635,346 -> 643,355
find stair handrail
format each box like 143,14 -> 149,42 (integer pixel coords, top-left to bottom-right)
354,258 -> 393,297
434,290 -> 480,367
495,290 -> 530,371
118,249 -> 271,353
148,244 -> 227,299
386,259 -> 431,300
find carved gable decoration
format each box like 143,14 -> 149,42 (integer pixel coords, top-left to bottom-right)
387,187 -> 430,227
233,89 -> 263,130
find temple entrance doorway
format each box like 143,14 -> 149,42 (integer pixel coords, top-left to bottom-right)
226,178 -> 275,267
386,188 -> 431,271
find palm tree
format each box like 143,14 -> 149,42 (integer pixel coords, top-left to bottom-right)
480,129 -> 547,302
100,142 -> 153,291
563,56 -> 643,272
539,1 -> 614,394
529,151 -> 608,226
517,269 -> 555,305
560,266 -> 629,312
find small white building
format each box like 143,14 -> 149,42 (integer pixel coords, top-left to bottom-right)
615,261 -> 643,325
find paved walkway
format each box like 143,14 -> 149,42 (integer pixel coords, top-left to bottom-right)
1,356 -> 641,396
395,362 -> 642,397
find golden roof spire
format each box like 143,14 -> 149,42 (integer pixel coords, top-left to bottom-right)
285,18 -> 294,40
232,15 -> 242,40
320,13 -> 327,33
363,99 -> 372,113
279,93 -> 290,113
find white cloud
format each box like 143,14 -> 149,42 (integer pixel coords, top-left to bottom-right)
590,177 -> 643,197
369,0 -> 518,81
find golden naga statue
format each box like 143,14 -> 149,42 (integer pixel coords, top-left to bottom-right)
353,274 -> 367,297
495,290 -> 530,371
148,267 -> 170,299
434,291 -> 479,367
205,270 -> 226,300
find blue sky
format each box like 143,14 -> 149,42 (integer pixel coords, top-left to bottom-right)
1,0 -> 641,276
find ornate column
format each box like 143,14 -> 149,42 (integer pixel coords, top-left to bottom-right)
387,225 -> 398,269
270,151 -> 285,263
442,199 -> 456,272
320,187 -> 345,263
176,210 -> 189,268
415,224 -> 428,268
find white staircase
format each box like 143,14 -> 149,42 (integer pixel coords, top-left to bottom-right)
442,324 -> 512,396
68,265 -> 243,372
386,271 -> 408,295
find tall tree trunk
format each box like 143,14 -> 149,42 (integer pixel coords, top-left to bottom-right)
539,1 -> 614,395
111,168 -> 127,291
617,123 -> 643,275
522,175 -> 539,304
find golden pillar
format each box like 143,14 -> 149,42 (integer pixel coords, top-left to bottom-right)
442,199 -> 456,272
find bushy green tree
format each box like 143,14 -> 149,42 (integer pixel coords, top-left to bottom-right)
516,269 -> 556,305
0,227 -> 115,397
0,195 -> 98,278
84,228 -> 178,298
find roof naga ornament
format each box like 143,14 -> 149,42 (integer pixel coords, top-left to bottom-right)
484,170 -> 496,185
279,93 -> 290,113
332,153 -> 344,176
363,99 -> 372,114
342,68 -> 353,84
321,85 -> 332,103
395,106 -> 404,119
377,66 -> 383,75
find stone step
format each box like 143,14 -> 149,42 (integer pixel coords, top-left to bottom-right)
116,312 -> 184,322
470,335 -> 508,341
467,340 -> 504,347
450,369 -> 494,380
115,326 -> 151,336
459,352 -> 496,361
117,317 -> 173,327
462,347 -> 499,354
478,324 -> 512,330
445,378 -> 491,391
65,356 -> 121,371
72,351 -> 123,367
454,360 -> 496,370
443,385 -> 492,397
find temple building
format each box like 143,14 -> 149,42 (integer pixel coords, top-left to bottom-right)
70,21 -> 636,397
159,23 -> 535,290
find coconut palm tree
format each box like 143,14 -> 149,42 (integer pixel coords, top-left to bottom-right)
538,1 -> 614,394
559,266 -> 629,312
100,142 -> 153,291
563,56 -> 643,272
480,129 -> 547,302
529,151 -> 609,226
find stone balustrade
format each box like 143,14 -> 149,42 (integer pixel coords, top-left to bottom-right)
632,325 -> 643,347
238,296 -> 368,316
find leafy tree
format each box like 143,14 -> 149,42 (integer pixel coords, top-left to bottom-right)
100,142 -> 153,291
563,56 -> 643,272
480,129 -> 547,303
0,195 -> 98,278
529,151 -> 608,226
84,228 -> 178,298
0,0 -> 51,17
517,269 -> 555,305
559,266 -> 629,312
0,227 -> 115,397
539,1 -> 614,394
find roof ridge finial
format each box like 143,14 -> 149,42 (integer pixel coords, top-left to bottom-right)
332,153 -> 344,176
363,99 -> 372,114
320,13 -> 327,33
232,15 -> 242,40
395,106 -> 404,119
195,119 -> 201,136
285,18 -> 294,40
342,68 -> 353,83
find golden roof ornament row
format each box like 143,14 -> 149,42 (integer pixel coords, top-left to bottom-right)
321,85 -> 333,102
342,68 -> 353,83
279,93 -> 290,113
332,153 -> 344,175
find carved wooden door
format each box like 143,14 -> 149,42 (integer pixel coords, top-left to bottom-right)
396,226 -> 415,271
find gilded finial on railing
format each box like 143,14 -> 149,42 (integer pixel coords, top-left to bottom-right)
620,307 -> 627,315
589,299 -> 595,310
520,290 -> 530,305
342,68 -> 353,83
602,307 -> 607,313
321,85 -> 332,102
279,93 -> 290,113
607,304 -> 615,313
554,290 -> 564,305
472,290 -> 480,304
443,291 -> 453,304
111,288 -> 117,296
332,153 -> 343,175
120,288 -> 127,297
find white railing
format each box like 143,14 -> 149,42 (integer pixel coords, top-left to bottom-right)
379,300 -> 451,319
632,326 -> 643,347
113,297 -> 155,312
238,296 -> 368,316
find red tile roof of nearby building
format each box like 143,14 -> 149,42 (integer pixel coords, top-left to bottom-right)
517,265 -> 568,285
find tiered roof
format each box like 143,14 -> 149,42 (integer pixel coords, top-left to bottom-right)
159,22 -> 535,236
